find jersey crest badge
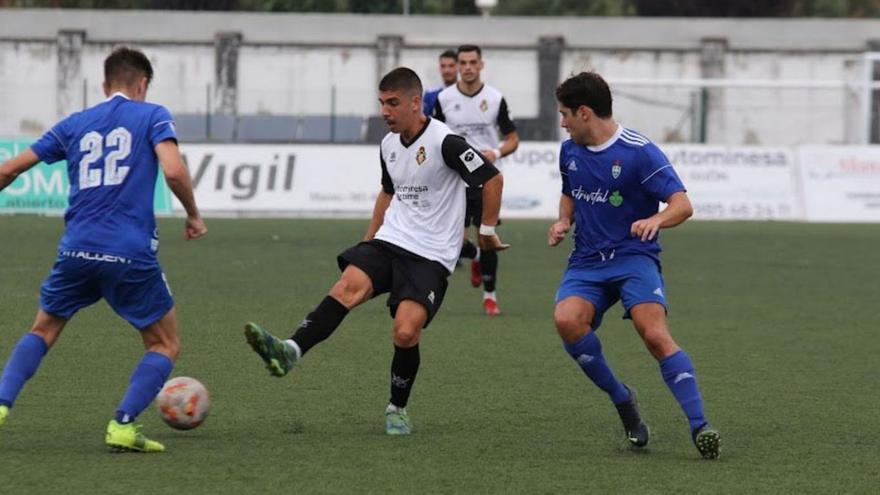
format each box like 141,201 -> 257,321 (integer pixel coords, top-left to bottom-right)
416,146 -> 427,165
611,160 -> 622,179
479,99 -> 488,112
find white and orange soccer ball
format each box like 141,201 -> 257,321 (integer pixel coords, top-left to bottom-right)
156,376 -> 210,430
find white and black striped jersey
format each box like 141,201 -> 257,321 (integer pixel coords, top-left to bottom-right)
432,83 -> 516,159
375,117 -> 499,272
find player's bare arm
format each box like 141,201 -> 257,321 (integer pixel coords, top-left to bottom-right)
630,191 -> 693,242
364,189 -> 393,241
478,174 -> 510,251
0,149 -> 40,191
549,194 -> 575,247
482,130 -> 520,163
155,139 -> 207,240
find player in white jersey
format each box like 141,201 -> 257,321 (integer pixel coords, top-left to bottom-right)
243,68 -> 508,435
433,44 -> 519,316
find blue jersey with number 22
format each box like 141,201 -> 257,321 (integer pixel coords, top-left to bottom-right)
30,93 -> 177,263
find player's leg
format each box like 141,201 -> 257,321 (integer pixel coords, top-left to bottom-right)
384,251 -> 448,435
0,310 -> 67,426
555,296 -> 631,404
480,250 -> 499,314
2,254 -> 99,425
105,309 -> 178,453
620,255 -> 718,458
474,193 -> 501,315
244,265 -> 371,376
629,303 -> 718,458
385,300 -> 427,436
460,188 -> 483,287
245,241 -> 388,376
555,270 -> 649,447
102,261 -> 177,453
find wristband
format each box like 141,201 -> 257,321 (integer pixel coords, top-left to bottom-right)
491,148 -> 502,160
479,224 -> 496,236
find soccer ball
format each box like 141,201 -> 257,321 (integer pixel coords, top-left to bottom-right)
156,376 -> 210,430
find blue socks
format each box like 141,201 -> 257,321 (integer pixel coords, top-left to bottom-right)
564,331 -> 631,405
114,352 -> 173,424
0,333 -> 49,408
660,350 -> 707,431
0,335 -> 173,424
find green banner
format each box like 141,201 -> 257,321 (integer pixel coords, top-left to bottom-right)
0,139 -> 172,214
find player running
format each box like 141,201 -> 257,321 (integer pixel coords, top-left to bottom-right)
548,71 -> 720,459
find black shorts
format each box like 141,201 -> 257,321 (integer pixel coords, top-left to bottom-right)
464,187 -> 502,228
337,239 -> 449,327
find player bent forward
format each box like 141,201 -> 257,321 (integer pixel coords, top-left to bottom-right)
244,67 -> 508,435
548,71 -> 720,459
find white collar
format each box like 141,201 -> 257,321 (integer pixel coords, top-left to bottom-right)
586,123 -> 622,152
105,92 -> 131,102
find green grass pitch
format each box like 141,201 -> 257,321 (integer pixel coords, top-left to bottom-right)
1,216 -> 878,493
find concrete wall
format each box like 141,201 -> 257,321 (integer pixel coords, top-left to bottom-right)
0,9 -> 877,144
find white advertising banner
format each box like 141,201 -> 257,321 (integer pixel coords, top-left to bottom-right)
172,142 -> 878,223
177,144 -> 379,215
798,146 -> 880,222
499,142 -> 563,218
178,142 -> 572,219
664,145 -> 800,220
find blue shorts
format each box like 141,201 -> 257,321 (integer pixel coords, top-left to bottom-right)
555,254 -> 667,331
40,252 -> 174,330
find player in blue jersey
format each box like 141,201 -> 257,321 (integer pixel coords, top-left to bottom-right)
548,72 -> 720,459
0,47 -> 206,453
422,50 -> 457,116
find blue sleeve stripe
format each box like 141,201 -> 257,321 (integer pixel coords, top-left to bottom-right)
640,164 -> 673,184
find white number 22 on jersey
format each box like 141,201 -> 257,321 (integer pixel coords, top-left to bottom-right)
78,127 -> 132,189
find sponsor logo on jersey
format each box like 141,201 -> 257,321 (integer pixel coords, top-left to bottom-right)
459,149 -> 485,172
480,99 -> 488,112
416,146 -> 426,165
571,186 -> 608,205
389,151 -> 397,163
61,250 -> 132,264
612,160 -> 622,179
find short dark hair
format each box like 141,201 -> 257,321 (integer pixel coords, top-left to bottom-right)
457,44 -> 482,59
439,49 -> 457,60
379,67 -> 423,97
556,71 -> 613,118
104,47 -> 153,87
